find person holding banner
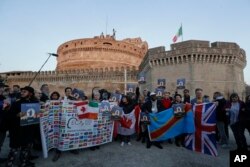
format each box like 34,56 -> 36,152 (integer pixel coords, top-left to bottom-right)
141,92 -> 165,149
190,88 -> 209,105
50,91 -> 61,101
50,92 -> 62,162
6,86 -> 39,167
172,94 -> 186,147
119,95 -> 138,146
64,87 -> 77,100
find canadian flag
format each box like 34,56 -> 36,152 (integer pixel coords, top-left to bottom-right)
120,105 -> 141,132
74,101 -> 99,119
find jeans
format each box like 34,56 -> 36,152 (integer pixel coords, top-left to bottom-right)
217,121 -> 228,145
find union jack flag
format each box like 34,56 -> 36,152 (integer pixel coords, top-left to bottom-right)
185,102 -> 218,156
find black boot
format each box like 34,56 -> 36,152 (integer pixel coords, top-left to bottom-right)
136,133 -> 142,142
6,148 -> 18,167
146,140 -> 152,149
154,142 -> 163,149
141,132 -> 146,143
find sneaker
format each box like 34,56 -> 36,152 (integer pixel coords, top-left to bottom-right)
128,142 -> 132,146
121,142 -> 124,147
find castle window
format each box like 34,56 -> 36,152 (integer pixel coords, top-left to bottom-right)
103,42 -> 112,45
65,45 -> 68,48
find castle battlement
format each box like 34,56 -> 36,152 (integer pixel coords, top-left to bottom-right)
140,40 -> 246,70
2,67 -> 138,84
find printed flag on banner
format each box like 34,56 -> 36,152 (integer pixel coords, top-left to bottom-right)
177,78 -> 185,89
126,83 -> 136,93
185,102 -> 218,156
155,88 -> 164,97
148,104 -> 195,141
75,101 -> 98,119
157,79 -> 166,88
72,88 -> 85,100
172,25 -> 183,43
20,103 -> 40,126
138,72 -> 146,84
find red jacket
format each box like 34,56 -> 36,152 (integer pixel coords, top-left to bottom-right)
162,98 -> 172,109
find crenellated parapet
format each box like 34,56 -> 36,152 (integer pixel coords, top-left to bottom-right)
56,34 -> 148,71
3,67 -> 138,83
140,40 -> 246,69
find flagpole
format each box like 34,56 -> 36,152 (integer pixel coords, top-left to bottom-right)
181,23 -> 183,42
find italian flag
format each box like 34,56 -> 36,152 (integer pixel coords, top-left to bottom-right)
75,101 -> 99,119
172,25 -> 183,43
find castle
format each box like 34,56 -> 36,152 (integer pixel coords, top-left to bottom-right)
0,34 -> 247,99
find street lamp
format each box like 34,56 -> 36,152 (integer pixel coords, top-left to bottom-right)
28,53 -> 58,86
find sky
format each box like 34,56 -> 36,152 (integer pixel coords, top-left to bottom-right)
0,0 -> 250,84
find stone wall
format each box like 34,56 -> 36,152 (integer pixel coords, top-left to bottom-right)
139,40 -> 247,100
2,67 -> 138,97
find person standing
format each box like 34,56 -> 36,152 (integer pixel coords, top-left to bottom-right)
183,89 -> 190,103
172,94 -> 186,147
191,88 -> 209,105
119,95 -> 138,146
40,84 -> 49,102
141,92 -> 165,149
6,86 -> 38,167
238,95 -> 250,150
0,83 -> 9,164
225,93 -> 246,151
213,92 -> 228,148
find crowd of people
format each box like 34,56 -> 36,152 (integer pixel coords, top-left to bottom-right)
0,82 -> 250,167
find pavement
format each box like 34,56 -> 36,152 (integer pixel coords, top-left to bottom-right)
0,130 -> 249,167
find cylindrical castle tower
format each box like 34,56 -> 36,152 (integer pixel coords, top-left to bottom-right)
139,40 -> 247,99
56,34 -> 148,71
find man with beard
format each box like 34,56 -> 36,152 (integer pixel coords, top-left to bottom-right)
6,86 -> 39,167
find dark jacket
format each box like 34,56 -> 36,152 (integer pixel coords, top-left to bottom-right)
183,95 -> 190,103
241,100 -> 250,121
215,97 -> 227,122
8,96 -> 39,148
40,93 -> 49,102
120,101 -> 138,114
141,99 -> 165,113
0,95 -> 8,132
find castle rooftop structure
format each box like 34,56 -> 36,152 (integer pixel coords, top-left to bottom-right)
139,40 -> 247,98
56,34 -> 148,71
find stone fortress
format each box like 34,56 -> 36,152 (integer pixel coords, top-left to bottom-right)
0,34 -> 247,99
